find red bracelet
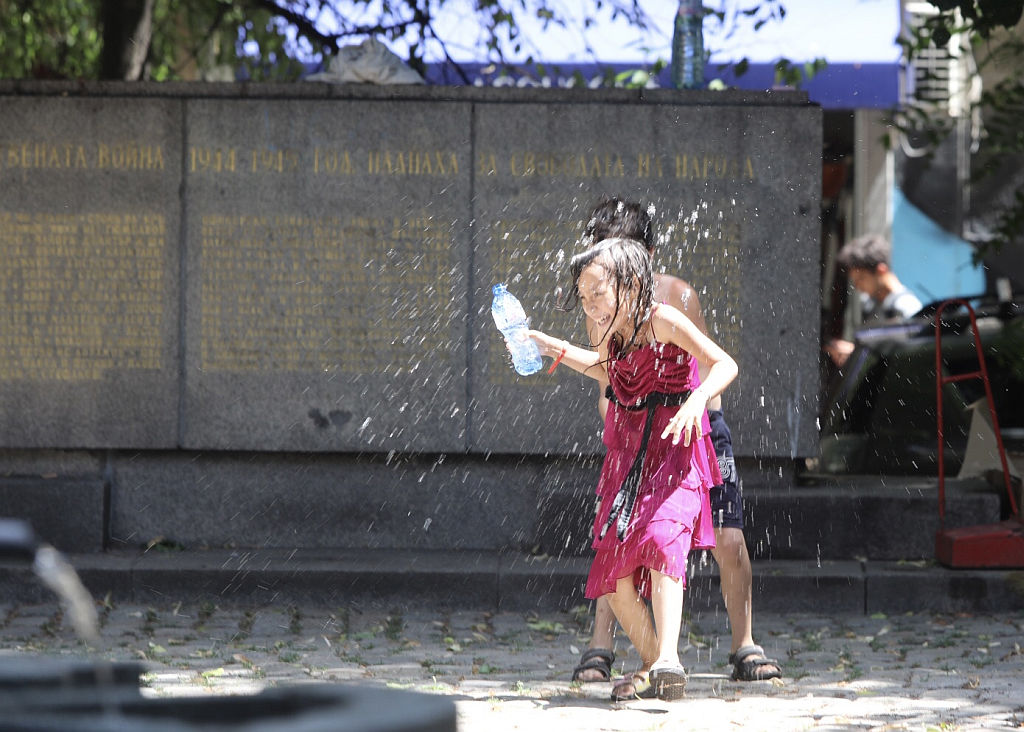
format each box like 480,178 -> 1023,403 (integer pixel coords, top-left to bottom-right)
547,346 -> 567,374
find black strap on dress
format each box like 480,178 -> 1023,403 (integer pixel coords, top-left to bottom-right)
599,386 -> 692,541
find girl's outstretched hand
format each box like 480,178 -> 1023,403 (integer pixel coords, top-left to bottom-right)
503,328 -> 562,359
506,331 -> 604,383
524,329 -> 564,358
661,390 -> 709,447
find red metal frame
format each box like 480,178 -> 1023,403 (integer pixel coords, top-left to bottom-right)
934,298 -> 1024,568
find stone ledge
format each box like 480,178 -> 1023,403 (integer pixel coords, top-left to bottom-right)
4,550 -> 1021,614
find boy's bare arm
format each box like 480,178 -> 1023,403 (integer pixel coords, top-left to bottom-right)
658,275 -> 708,336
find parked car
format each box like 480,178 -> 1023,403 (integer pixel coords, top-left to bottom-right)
812,294 -> 1024,477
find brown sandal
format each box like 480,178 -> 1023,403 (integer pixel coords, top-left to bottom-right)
610,672 -> 655,701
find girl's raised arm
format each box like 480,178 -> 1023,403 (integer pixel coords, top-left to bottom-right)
652,305 -> 738,446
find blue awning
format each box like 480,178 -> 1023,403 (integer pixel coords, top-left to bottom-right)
707,62 -> 900,109
420,61 -> 900,110
892,188 -> 986,304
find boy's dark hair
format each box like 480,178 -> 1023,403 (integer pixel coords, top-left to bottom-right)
583,197 -> 654,251
837,233 -> 891,270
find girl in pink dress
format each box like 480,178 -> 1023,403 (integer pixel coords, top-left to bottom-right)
525,237 -> 737,701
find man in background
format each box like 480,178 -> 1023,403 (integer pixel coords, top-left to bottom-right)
825,233 -> 923,368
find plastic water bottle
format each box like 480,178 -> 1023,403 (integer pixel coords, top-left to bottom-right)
491,283 -> 542,376
671,0 -> 704,90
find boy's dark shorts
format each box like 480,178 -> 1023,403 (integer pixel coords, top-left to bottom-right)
708,409 -> 744,530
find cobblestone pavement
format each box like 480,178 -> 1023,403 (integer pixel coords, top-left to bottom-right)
1,600 -> 1022,731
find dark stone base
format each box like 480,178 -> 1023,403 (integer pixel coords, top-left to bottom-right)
0,478 -> 106,553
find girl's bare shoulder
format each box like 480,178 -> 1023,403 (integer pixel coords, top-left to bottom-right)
652,303 -> 691,330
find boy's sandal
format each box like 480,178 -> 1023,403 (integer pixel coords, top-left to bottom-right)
649,664 -> 688,701
728,645 -> 783,682
572,647 -> 615,682
610,672 -> 655,701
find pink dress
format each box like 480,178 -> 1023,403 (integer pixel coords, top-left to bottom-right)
584,336 -> 720,600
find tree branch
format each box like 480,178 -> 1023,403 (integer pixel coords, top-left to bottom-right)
424,18 -> 471,83
245,0 -> 419,54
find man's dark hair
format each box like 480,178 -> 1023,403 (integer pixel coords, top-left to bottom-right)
583,197 -> 654,251
837,233 -> 891,270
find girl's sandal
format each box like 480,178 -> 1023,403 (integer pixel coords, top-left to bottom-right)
610,672 -> 655,701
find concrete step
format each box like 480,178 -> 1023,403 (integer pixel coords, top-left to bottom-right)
537,475 -> 1004,561
2,548 -> 1022,616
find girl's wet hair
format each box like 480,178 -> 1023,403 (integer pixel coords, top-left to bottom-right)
563,237 -> 654,353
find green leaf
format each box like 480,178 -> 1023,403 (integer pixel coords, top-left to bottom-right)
931,26 -> 952,47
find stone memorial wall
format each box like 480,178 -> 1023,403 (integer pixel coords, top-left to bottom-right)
0,96 -> 180,448
181,98 -> 472,452
1,84 -> 821,460
0,83 -> 821,554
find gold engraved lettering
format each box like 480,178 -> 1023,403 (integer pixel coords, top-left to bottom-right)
96,142 -> 166,171
367,150 -> 459,176
198,212 -> 460,374
0,211 -> 167,381
477,153 -> 498,177
0,142 -> 90,170
637,154 -> 664,178
190,146 -> 237,173
674,154 -> 755,181
509,152 -> 529,176
250,148 -> 301,174
508,152 -> 626,178
313,148 -> 354,175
